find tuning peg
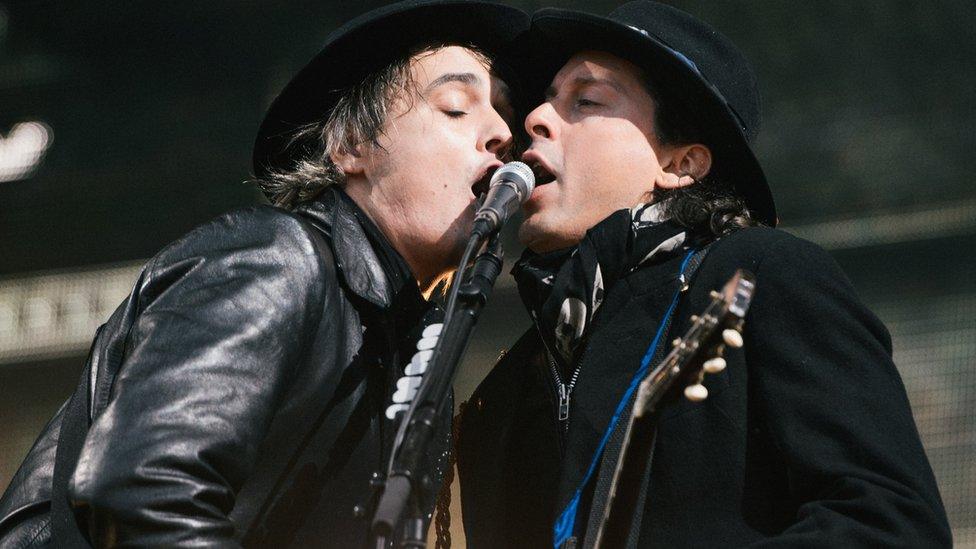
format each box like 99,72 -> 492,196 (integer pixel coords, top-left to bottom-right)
672,338 -> 681,347
689,315 -> 699,322
722,329 -> 743,348
684,384 -> 708,401
709,290 -> 721,299
703,357 -> 727,374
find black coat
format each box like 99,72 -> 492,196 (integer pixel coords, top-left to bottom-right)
0,187 -> 449,548
458,227 -> 951,548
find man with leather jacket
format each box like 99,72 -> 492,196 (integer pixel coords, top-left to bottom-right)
457,2 -> 951,547
0,1 -> 528,546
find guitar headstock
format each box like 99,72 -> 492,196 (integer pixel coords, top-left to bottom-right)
634,269 -> 756,416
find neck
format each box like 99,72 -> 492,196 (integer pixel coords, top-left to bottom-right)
342,181 -> 447,294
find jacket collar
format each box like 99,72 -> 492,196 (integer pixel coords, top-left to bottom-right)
296,186 -> 419,310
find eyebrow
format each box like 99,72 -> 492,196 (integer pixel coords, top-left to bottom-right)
544,76 -> 625,100
425,72 -> 481,93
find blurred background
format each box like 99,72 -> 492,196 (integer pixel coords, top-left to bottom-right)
1,0 -> 973,545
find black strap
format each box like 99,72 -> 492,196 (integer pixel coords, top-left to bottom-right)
581,245 -> 711,549
49,361 -> 96,548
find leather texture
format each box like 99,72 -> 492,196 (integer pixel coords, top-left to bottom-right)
0,186 -> 447,548
458,227 -> 952,548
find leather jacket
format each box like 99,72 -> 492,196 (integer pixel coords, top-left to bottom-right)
0,186 -> 449,548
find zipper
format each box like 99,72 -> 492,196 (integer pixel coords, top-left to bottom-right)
549,355 -> 582,424
536,327 -> 583,430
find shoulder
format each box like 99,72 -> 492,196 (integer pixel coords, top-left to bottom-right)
142,206 -> 337,302
701,227 -> 843,283
707,226 -> 823,264
160,205 -> 326,261
691,227 -> 863,323
697,227 -> 884,339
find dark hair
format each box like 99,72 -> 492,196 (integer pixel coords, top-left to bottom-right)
254,44 -> 494,210
642,74 -> 762,237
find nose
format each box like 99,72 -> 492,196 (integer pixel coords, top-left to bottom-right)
525,102 -> 556,141
484,112 -> 514,160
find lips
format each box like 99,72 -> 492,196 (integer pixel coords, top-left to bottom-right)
472,162 -> 502,197
531,162 -> 556,185
521,151 -> 556,186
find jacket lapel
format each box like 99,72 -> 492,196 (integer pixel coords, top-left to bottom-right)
297,188 -> 394,309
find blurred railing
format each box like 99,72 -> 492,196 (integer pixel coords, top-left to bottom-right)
0,261 -> 142,364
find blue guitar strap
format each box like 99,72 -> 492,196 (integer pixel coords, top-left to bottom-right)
553,245 -> 711,549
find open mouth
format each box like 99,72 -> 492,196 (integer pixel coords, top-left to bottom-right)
527,160 -> 556,186
472,165 -> 497,197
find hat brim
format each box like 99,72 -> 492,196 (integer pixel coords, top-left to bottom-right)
253,1 -> 529,181
527,9 -> 777,227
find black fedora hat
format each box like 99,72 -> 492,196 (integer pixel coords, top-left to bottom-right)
252,0 -> 529,181
527,1 -> 777,226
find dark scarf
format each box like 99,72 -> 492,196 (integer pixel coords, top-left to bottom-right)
513,202 -> 691,375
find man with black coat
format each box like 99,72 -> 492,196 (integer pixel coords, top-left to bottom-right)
0,1 -> 528,546
457,2 -> 951,547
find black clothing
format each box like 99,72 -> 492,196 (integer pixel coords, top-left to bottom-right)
513,202 -> 689,375
0,187 -> 449,548
458,226 -> 951,548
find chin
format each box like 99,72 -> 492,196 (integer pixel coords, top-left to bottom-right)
519,219 -> 578,254
516,219 -> 540,249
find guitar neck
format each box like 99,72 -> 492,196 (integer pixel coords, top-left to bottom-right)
588,270 -> 755,549
590,398 -> 661,549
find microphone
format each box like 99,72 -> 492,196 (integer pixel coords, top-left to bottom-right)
471,161 -> 535,238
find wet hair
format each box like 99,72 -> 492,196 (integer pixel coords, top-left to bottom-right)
255,43 -> 495,209
641,74 -> 763,237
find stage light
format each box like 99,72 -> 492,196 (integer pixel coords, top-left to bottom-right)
0,121 -> 54,183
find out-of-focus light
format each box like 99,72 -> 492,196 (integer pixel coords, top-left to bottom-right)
0,262 -> 144,364
23,296 -> 54,330
0,120 -> 53,183
0,301 -> 15,335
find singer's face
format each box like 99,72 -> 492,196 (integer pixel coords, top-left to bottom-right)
346,46 -> 514,286
519,51 -> 676,253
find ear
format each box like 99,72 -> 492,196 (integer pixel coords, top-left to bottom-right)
330,145 -> 367,177
659,143 -> 713,189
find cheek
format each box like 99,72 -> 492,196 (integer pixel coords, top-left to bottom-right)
407,128 -> 474,184
567,119 -> 634,160
577,124 -> 657,183
554,127 -> 657,219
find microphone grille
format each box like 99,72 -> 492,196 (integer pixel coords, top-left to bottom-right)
490,161 -> 535,195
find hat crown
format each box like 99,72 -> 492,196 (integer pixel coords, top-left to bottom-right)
609,1 -> 762,142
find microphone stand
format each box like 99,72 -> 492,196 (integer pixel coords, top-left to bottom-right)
370,231 -> 504,548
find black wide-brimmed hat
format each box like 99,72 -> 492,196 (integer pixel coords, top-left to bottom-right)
252,0 -> 529,180
526,1 -> 777,226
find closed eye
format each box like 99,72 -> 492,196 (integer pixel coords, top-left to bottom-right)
445,110 -> 468,118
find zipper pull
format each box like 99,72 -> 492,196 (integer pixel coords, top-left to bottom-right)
558,383 -> 571,421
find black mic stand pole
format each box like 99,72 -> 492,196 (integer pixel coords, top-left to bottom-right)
371,232 -> 504,548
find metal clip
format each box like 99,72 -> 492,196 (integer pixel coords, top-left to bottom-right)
558,384 -> 571,421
